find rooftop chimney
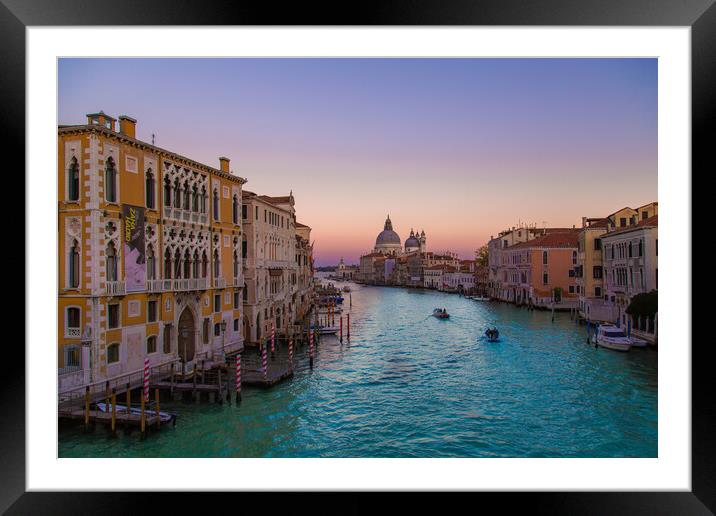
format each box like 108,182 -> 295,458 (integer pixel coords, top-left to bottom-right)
219,156 -> 230,173
118,115 -> 137,139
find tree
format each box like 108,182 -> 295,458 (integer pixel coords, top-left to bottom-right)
475,245 -> 489,267
625,290 -> 657,317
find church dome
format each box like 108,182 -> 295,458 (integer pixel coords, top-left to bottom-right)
375,215 -> 401,247
405,228 -> 420,250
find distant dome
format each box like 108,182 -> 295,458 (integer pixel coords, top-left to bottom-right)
375,215 -> 402,248
405,235 -> 420,250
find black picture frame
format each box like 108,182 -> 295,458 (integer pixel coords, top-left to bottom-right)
4,0 -> 710,513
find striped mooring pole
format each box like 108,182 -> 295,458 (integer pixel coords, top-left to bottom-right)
261,342 -> 268,379
309,329 -> 314,368
271,323 -> 275,354
235,354 -> 242,403
143,357 -> 150,402
347,313 -> 350,340
288,338 -> 294,370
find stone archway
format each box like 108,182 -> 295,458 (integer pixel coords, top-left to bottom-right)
178,307 -> 196,362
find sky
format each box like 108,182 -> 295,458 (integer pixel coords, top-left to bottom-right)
58,58 -> 657,267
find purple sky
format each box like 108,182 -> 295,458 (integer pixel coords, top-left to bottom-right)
58,58 -> 657,266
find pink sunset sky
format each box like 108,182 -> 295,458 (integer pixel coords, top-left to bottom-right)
58,58 -> 657,267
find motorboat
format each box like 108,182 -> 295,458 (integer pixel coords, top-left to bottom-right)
627,336 -> 648,348
95,402 -> 177,424
472,296 -> 491,301
484,327 -> 500,342
432,308 -> 450,319
593,324 -> 632,352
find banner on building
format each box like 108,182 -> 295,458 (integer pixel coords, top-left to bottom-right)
123,204 -> 146,292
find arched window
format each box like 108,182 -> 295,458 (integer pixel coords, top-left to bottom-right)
105,157 -> 117,203
146,245 -> 155,280
173,179 -> 181,208
200,186 -> 207,213
145,169 -> 155,209
183,249 -> 191,279
192,185 -> 198,212
163,177 -> 171,207
174,249 -> 182,279
233,250 -> 239,278
192,250 -> 199,279
147,336 -> 157,354
213,189 -> 219,221
201,251 -> 208,278
232,195 -> 238,224
256,313 -> 261,339
68,157 -> 80,201
213,248 -> 220,277
183,181 -> 190,210
69,239 -> 80,288
164,248 -> 172,279
106,241 -> 117,282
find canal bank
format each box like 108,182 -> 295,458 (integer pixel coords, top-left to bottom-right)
59,281 -> 657,458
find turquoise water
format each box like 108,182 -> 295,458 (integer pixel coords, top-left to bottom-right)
58,283 -> 657,457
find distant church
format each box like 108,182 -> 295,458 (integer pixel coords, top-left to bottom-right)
373,215 -> 426,256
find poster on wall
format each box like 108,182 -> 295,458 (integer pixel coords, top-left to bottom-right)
123,204 -> 146,292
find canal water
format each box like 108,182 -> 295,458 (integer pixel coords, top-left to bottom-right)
58,281 -> 658,458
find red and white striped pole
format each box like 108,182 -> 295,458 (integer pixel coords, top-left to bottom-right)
271,323 -> 275,354
143,358 -> 149,402
235,354 -> 242,403
309,329 -> 314,368
261,342 -> 268,379
288,338 -> 294,370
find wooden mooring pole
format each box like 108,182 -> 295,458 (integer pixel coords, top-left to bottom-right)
347,313 -> 350,340
84,386 -> 90,431
125,382 -> 132,433
340,315 -> 343,343
140,392 -> 146,437
156,388 -> 161,429
110,389 -> 117,437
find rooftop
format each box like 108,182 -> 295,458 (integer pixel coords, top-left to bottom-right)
509,230 -> 579,249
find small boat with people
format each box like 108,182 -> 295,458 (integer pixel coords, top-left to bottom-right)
95,402 -> 178,424
310,323 -> 339,335
593,324 -> 632,352
432,308 -> 450,319
484,327 -> 500,342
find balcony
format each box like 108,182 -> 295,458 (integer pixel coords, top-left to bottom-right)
148,279 -> 164,293
172,278 -> 209,291
104,281 -> 126,296
66,327 -> 81,338
164,207 -> 208,226
213,278 -> 226,289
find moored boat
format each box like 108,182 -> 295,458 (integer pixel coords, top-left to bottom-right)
594,324 -> 632,352
95,402 -> 177,424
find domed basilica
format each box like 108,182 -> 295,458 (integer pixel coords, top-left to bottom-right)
373,215 -> 426,256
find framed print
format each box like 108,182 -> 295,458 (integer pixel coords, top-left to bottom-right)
6,0 -> 712,513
